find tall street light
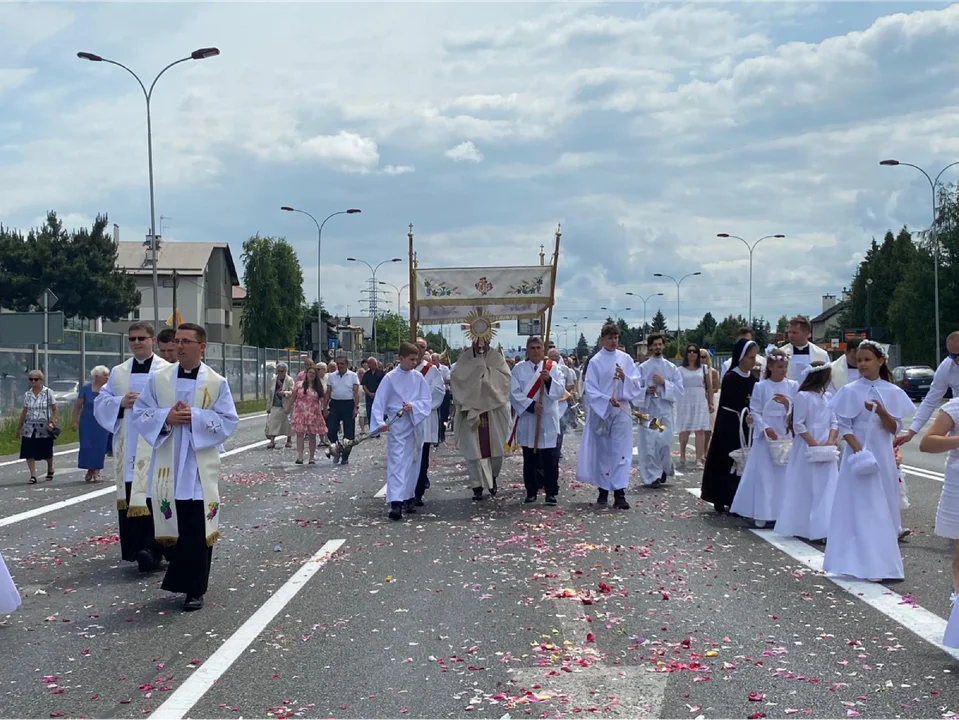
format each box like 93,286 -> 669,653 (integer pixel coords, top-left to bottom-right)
880,159 -> 959,363
716,233 -> 785,329
379,281 -> 410,349
563,316 -> 589,352
600,306 -> 631,320
653,272 -> 702,349
554,324 -> 572,350
281,207 -> 361,328
625,291 -> 664,340
347,257 -> 402,354
78,47 -> 220,327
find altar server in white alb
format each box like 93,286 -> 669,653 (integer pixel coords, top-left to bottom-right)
777,315 -> 829,382
829,338 -> 861,395
730,349 -> 798,527
509,336 -> 566,505
635,333 -> 683,488
132,323 -> 239,611
93,321 -> 171,572
919,392 -> 959,647
897,331 -> 959,448
577,323 -> 643,510
775,363 -> 839,543
370,343 -> 433,522
824,340 -> 913,582
412,337 -> 448,507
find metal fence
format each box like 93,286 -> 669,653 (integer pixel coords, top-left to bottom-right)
0,329 -> 309,415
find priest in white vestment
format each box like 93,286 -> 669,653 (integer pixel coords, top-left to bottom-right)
778,316 -> 829,382
450,337 -> 512,501
576,323 -> 644,509
371,343 -> 433,521
93,322 -> 170,572
635,334 -> 684,488
413,337 -> 448,507
132,323 -> 238,611
830,338 -> 861,393
509,337 -> 566,505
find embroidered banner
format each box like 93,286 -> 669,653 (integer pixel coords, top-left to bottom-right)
414,266 -> 553,324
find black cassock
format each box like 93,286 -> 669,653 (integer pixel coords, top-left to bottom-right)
701,369 -> 757,511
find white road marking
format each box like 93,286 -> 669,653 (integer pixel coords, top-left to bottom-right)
0,433 -> 291,529
0,413 -> 266,468
374,483 -> 387,498
684,487 -> 959,661
901,463 -> 945,483
152,538 -> 346,720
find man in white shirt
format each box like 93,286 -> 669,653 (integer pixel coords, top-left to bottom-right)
896,331 -> 959,447
635,334 -> 684,487
777,315 -> 829,381
829,338 -> 862,392
413,338 -> 447,507
324,355 -> 360,465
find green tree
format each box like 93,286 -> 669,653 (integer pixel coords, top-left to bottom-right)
650,310 -> 668,333
775,315 -> 789,334
751,316 -> 771,349
375,312 -> 408,352
712,314 -> 749,352
240,234 -> 304,348
0,211 -> 140,320
576,333 -> 590,358
686,312 -> 717,349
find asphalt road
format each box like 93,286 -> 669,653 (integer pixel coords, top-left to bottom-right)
2,405 -> 959,719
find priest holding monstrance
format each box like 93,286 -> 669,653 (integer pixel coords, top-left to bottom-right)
450,311 -> 512,501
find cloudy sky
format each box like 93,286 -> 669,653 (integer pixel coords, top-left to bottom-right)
3,1 -> 959,351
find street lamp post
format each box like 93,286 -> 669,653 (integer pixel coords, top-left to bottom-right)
554,324 -> 572,350
716,233 -> 785,328
347,257 -> 402,354
78,47 -> 220,328
653,272 -> 702,349
866,278 -> 874,333
379,281 -> 410,349
600,306 -> 632,320
562,316 -> 589,353
625,291 -> 665,340
281,207 -> 361,346
880,159 -> 959,363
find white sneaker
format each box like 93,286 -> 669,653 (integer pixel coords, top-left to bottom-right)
944,593 -> 959,648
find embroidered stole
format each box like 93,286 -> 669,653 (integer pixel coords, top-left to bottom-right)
504,359 -> 553,452
110,359 -> 134,509
151,364 -> 224,547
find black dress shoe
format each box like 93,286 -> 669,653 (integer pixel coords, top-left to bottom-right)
472,487 -> 484,501
596,489 -> 609,505
414,498 -> 425,507
136,549 -> 155,573
489,479 -> 498,497
613,490 -> 631,510
183,596 -> 204,611
403,499 -> 417,514
524,494 -> 537,503
389,502 -> 403,521
545,495 -> 557,506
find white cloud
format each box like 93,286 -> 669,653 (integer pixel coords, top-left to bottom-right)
444,140 -> 484,163
381,164 -> 415,176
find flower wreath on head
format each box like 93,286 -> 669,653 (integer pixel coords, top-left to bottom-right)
859,339 -> 886,357
766,348 -> 790,364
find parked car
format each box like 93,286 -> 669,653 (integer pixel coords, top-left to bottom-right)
48,379 -> 80,404
891,365 -> 935,401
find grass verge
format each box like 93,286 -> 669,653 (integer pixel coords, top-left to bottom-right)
0,397 -> 265,457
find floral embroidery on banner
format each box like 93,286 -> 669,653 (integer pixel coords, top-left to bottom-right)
423,279 -> 458,297
474,277 -> 493,295
507,276 -> 545,296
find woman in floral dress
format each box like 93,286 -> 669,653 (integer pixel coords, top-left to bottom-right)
290,367 -> 327,464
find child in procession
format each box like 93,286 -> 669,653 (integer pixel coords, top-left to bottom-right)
774,362 -> 839,542
824,340 -> 914,582
370,343 -> 433,522
730,349 -> 798,528
919,394 -> 959,646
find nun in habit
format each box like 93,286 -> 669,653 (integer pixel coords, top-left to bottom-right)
701,339 -> 759,514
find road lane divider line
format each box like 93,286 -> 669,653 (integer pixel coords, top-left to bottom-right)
0,434 -> 291,529
684,486 -> 959,661
374,483 -> 387,499
901,463 -> 945,483
152,538 -> 346,720
0,413 -> 266,468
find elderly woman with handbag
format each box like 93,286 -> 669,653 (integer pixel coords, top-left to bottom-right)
14,369 -> 60,484
265,362 -> 295,449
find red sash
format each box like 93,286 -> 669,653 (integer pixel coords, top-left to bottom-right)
505,359 -> 553,451
420,362 -> 433,377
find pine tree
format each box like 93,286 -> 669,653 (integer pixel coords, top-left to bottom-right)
650,309 -> 667,333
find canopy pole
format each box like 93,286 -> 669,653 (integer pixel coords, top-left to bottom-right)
408,223 -> 416,342
532,223 -> 562,451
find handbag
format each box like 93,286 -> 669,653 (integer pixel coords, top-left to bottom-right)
727,407 -> 752,476
44,388 -> 61,439
768,438 -> 792,466
804,444 -> 839,464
